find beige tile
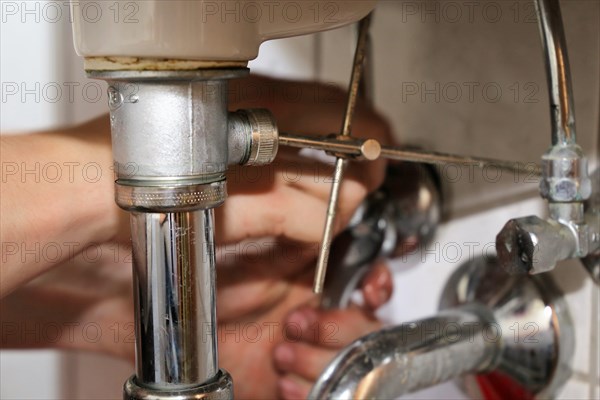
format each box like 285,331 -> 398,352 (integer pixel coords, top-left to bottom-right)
368,1 -> 598,216
556,377 -> 592,400
551,262 -> 594,375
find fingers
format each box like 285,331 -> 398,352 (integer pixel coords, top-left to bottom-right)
216,241 -> 316,322
274,341 -> 338,381
217,183 -> 329,244
229,75 -> 393,145
274,304 -> 385,399
0,249 -> 135,362
360,261 -> 394,311
217,157 -> 371,245
278,374 -> 312,400
218,75 -> 394,249
269,79 -> 391,196
275,262 -> 393,346
282,305 -> 382,349
235,74 -> 393,184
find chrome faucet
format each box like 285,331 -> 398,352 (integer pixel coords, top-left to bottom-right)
320,161 -> 443,310
496,0 -> 598,277
310,2 -> 589,398
310,256 -> 574,399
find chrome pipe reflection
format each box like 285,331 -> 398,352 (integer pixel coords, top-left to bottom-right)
310,308 -> 498,399
496,0 -> 592,276
311,256 -> 574,399
130,210 -> 218,389
534,0 -> 576,145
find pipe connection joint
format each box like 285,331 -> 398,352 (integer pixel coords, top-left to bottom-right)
114,106 -> 279,213
228,109 -> 279,167
496,215 -> 582,274
540,144 -> 592,202
497,144 -> 594,275
87,70 -> 280,400
495,0 -> 598,278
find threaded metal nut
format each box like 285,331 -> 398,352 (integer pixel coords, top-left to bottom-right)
115,181 -> 226,212
243,109 -> 279,166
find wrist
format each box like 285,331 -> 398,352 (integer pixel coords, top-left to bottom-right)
0,125 -> 118,295
60,118 -> 123,245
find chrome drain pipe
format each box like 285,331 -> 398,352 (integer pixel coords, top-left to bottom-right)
130,210 -> 218,388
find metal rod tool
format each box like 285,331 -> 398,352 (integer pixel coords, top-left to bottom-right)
279,133 -> 542,175
313,14 -> 372,294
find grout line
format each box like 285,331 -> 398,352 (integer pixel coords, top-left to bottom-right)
571,370 -> 590,381
313,33 -> 323,81
589,279 -> 599,399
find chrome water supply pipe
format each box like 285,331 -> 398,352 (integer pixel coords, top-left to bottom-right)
496,0 -> 595,276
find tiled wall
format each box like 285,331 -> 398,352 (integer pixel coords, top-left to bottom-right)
254,5 -> 599,396
1,1 -> 598,399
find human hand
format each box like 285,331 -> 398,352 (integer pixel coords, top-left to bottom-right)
0,75 -> 390,296
218,261 -> 393,399
1,75 -> 395,399
213,76 -> 395,398
0,252 -> 393,400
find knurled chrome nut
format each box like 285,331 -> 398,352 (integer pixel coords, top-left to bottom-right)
244,109 -> 279,166
115,181 -> 227,212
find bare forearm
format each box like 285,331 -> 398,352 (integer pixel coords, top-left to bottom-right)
1,117 -> 121,296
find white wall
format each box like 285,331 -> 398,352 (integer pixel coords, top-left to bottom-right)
1,0 -> 598,399
1,1 -> 119,398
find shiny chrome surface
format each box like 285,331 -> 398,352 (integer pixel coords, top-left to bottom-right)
309,307 -> 498,399
319,190 -> 386,310
90,71 -> 236,398
321,163 -> 442,309
116,181 -> 227,213
311,257 -> 573,399
130,210 -> 218,388
124,370 -> 233,400
496,215 -> 579,275
581,167 -> 600,283
88,69 -> 248,82
441,257 -> 574,398
102,76 -> 230,184
314,14 -> 372,294
496,0 -> 593,277
535,0 -> 591,204
534,0 -> 576,146
229,109 -> 279,166
86,69 -> 284,400
379,163 -> 443,252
